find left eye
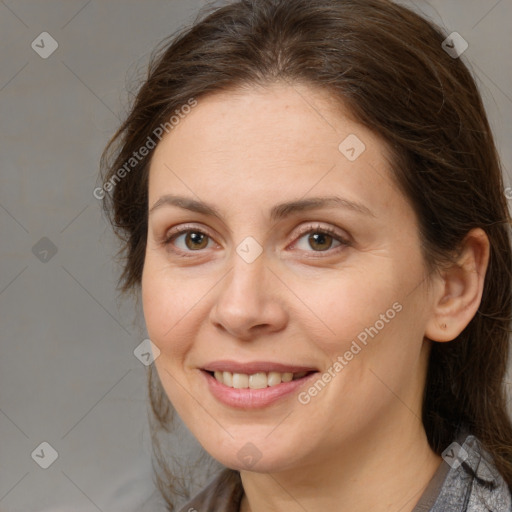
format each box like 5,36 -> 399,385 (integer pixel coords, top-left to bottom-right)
293,229 -> 344,252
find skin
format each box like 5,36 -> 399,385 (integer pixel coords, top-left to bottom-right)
141,82 -> 489,512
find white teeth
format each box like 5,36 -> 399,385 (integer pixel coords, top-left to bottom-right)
232,373 -> 249,389
281,372 -> 293,382
211,370 -> 310,388
222,371 -> 233,387
249,372 -> 267,389
267,371 -> 282,387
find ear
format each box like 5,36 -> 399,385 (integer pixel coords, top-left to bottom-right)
425,228 -> 490,342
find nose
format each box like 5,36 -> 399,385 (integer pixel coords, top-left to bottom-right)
209,252 -> 288,340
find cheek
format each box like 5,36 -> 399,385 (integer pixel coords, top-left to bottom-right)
295,251 -> 426,379
141,257 -> 199,358
292,266 -> 400,349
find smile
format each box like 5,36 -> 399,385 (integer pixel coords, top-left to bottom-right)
200,362 -> 319,408
209,370 -> 312,389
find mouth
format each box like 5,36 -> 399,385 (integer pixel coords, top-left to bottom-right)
199,361 -> 320,408
203,369 -> 316,389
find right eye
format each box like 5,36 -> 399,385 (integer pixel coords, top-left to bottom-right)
163,226 -> 217,256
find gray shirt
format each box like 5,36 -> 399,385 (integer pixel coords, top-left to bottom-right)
179,431 -> 512,511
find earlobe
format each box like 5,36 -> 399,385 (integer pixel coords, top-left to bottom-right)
425,228 -> 490,343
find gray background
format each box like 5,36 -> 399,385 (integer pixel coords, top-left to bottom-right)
1,1 -> 511,511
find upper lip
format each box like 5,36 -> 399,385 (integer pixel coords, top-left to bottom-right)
201,360 -> 318,374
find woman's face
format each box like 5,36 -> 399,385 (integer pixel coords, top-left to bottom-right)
142,82 -> 436,472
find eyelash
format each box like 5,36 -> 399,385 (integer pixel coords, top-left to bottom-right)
161,223 -> 351,258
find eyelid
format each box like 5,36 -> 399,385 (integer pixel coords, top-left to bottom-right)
290,223 -> 350,246
161,222 -> 351,256
161,223 -> 218,251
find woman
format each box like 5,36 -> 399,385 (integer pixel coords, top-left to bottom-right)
99,0 -> 512,510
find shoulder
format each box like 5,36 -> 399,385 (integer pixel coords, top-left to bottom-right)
431,432 -> 511,512
178,468 -> 243,512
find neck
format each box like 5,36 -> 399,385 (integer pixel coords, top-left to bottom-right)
239,418 -> 442,512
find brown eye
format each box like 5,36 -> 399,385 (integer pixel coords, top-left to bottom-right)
164,228 -> 214,254
307,232 -> 334,251
184,231 -> 209,250
293,226 -> 347,254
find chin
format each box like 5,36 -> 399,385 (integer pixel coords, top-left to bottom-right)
199,433 -> 306,473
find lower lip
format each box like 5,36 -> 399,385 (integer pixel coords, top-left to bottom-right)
201,370 -> 319,408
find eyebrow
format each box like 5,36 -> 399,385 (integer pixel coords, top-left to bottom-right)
148,194 -> 375,221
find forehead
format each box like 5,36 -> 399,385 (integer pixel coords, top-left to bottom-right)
152,82 -> 381,164
147,82 -> 403,223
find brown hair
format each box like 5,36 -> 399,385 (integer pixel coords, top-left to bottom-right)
99,0 -> 512,508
